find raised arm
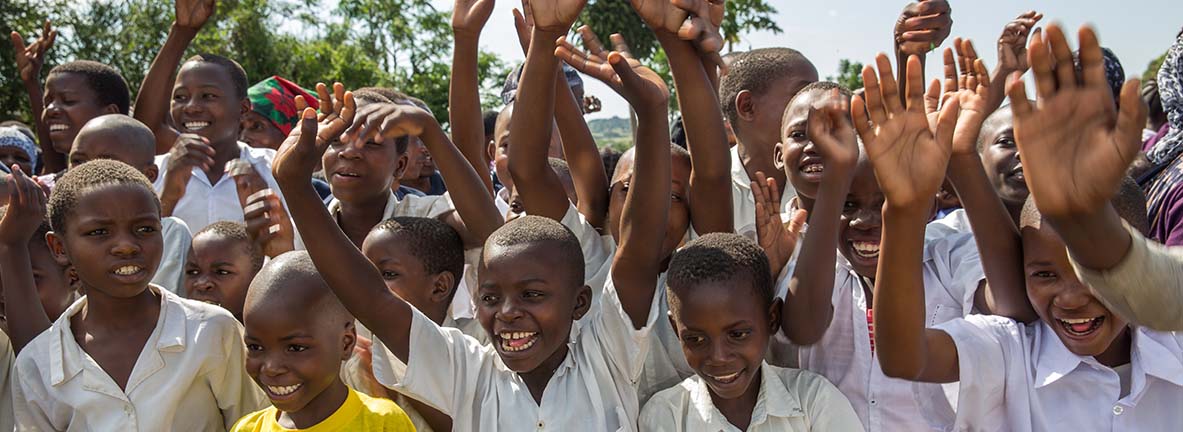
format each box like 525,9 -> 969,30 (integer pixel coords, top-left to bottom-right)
893,0 -> 952,103
505,1 -> 585,222
134,0 -> 216,155
557,30 -> 671,328
271,85 -> 414,362
988,11 -> 1041,113
449,0 -> 496,194
0,167 -> 52,352
940,39 -> 1035,321
10,22 -> 62,173
780,94 -> 859,345
856,54 -> 961,383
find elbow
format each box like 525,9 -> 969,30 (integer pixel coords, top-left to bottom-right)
878,352 -> 925,381
782,323 -> 826,347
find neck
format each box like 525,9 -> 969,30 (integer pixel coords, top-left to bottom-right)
737,135 -> 785,189
78,286 -> 160,331
405,176 -> 432,193
1005,201 -> 1023,226
281,379 -> 350,429
518,343 -> 569,404
796,194 -> 816,216
338,193 -> 390,247
710,367 -> 761,431
1095,326 -> 1133,368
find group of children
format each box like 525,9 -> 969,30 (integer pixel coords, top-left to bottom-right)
0,0 -> 1179,430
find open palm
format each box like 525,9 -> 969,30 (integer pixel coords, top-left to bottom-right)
452,0 -> 495,36
529,0 -> 586,33
274,83 -> 355,183
629,0 -> 689,34
175,0 -> 216,29
556,27 -> 669,108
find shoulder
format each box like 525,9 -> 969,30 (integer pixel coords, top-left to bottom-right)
242,143 -> 277,162
355,391 -> 416,428
166,290 -> 243,341
640,376 -> 696,426
228,406 -> 277,432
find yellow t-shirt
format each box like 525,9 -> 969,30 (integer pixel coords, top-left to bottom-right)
230,388 -> 416,432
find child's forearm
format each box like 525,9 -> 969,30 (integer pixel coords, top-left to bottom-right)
0,245 -> 51,353
507,29 -> 571,221
275,176 -> 415,361
449,33 -> 495,195
420,122 -> 504,245
1047,205 -> 1132,271
613,104 -> 671,329
657,32 -> 733,235
875,205 -> 943,380
947,155 -> 1035,321
782,176 -> 850,344
554,67 -> 609,228
135,24 -> 194,155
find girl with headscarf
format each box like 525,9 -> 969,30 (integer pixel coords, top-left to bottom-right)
1144,31 -> 1183,245
239,76 -> 319,150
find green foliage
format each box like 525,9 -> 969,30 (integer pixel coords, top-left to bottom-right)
579,0 -> 782,61
588,116 -> 632,152
721,0 -> 782,51
0,0 -> 509,126
1144,51 -> 1168,82
828,59 -> 864,90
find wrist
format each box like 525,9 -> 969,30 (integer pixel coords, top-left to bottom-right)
883,200 -> 933,222
452,31 -> 480,45
170,24 -> 200,38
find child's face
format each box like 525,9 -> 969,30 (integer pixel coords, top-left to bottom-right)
43,72 -> 118,154
778,89 -> 832,200
494,108 -> 513,191
171,62 -> 247,147
607,154 -> 691,260
0,236 -> 73,331
361,230 -> 449,323
49,185 -> 163,299
400,137 -> 426,182
239,111 -> 286,150
670,278 -> 777,402
838,161 -> 884,279
476,242 -> 590,374
744,74 -> 817,147
184,233 -> 255,320
244,287 -> 355,418
0,147 -> 33,175
322,118 -> 408,204
978,109 -> 1027,207
1022,221 -> 1129,358
70,132 -> 158,181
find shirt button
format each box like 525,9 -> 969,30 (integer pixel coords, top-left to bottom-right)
537,421 -> 544,429
870,400 -> 877,405
1113,405 -> 1124,416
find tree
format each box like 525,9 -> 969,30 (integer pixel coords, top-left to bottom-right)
1144,51 -> 1168,82
828,59 -> 864,90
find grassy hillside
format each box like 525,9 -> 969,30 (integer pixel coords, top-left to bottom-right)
588,116 -> 633,152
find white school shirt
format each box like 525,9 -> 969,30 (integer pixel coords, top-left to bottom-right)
559,204 -> 617,302
785,232 -> 984,432
936,316 -> 1183,432
731,146 -> 796,239
12,286 -> 266,431
151,216 -> 192,295
924,208 -> 972,242
640,363 -> 865,432
154,142 -> 291,235
0,330 -> 14,432
370,277 -> 661,431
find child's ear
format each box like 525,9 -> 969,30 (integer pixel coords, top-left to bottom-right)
768,298 -> 783,331
429,272 -> 456,304
393,153 -> 410,181
774,142 -> 787,171
101,104 -> 120,115
485,140 -> 496,166
571,284 -> 592,320
736,90 -> 757,123
239,98 -> 252,118
45,232 -> 71,266
666,310 -> 680,339
341,320 -> 357,361
144,165 -> 160,183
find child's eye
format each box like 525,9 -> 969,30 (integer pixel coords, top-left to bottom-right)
523,291 -> 544,299
997,138 -> 1016,148
842,201 -> 858,212
729,329 -> 752,340
85,228 -> 108,236
480,294 -> 500,305
788,130 -> 806,140
202,93 -> 218,100
671,193 -> 683,203
682,335 -> 706,346
185,268 -> 199,276
137,226 -> 158,234
1032,271 -> 1058,279
381,271 -> 400,280
246,344 -> 264,352
287,345 -> 308,353
215,269 -> 233,276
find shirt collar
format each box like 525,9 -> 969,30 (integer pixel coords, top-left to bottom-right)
327,191 -> 399,223
1130,328 -> 1183,388
689,363 -> 805,427
730,146 -> 749,189
1033,321 -> 1092,388
1033,323 -> 1183,390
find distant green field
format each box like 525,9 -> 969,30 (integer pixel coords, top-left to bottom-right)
588,117 -> 633,152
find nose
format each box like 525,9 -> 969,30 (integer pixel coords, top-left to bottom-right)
110,233 -> 141,258
496,298 -> 524,322
191,274 -> 215,292
260,353 -> 288,377
1052,277 -> 1093,311
850,207 -> 881,231
339,139 -> 364,159
707,338 -> 733,365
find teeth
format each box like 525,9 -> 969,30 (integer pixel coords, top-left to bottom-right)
113,265 -> 141,276
49,123 -> 69,132
851,241 -> 880,258
267,384 -> 301,396
1058,316 -> 1103,336
1060,317 -> 1094,324
497,331 -> 538,352
801,163 -> 823,174
709,371 -> 741,383
184,121 -> 210,131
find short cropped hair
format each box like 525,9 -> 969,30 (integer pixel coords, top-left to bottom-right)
194,221 -> 265,272
245,251 -> 351,324
483,110 -> 500,137
483,215 -> 584,288
782,81 -> 853,127
371,217 -> 465,292
48,61 -> 131,114
1021,176 -> 1149,235
666,233 -> 773,311
48,159 -> 159,233
346,89 -> 409,154
719,47 -> 815,128
357,87 -> 409,105
184,54 -> 249,99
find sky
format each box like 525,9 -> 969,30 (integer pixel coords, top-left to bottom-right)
429,0 -> 1182,120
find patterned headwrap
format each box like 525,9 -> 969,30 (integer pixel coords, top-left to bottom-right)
0,126 -> 38,171
1148,34 -> 1183,167
247,76 -> 320,136
501,64 -> 585,106
1073,47 -> 1125,103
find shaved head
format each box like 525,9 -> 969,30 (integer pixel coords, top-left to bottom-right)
245,251 -> 352,326
72,114 -> 157,169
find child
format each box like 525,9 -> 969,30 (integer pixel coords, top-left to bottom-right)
69,114 -> 195,294
0,127 -> 37,175
27,53 -> 129,174
0,200 -> 74,352
184,221 -> 264,321
241,76 -> 320,150
13,159 -> 265,430
231,251 -> 415,431
641,232 -> 863,431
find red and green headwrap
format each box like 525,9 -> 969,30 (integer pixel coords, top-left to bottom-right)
247,76 -> 319,136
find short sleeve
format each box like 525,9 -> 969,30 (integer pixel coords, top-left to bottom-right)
12,351 -> 59,431
925,232 -> 985,315
794,370 -> 865,432
933,315 -> 1022,430
589,278 -> 662,382
381,308 -> 491,416
206,316 -> 268,429
638,388 -> 682,431
1071,223 -> 1183,331
391,194 -> 455,219
559,203 -> 613,284
152,217 -> 192,295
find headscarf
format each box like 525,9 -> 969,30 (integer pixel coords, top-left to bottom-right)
0,126 -> 38,171
501,64 -> 585,106
247,76 -> 320,136
1147,34 -> 1183,166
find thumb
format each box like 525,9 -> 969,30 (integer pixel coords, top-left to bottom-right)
607,52 -> 640,88
10,32 -> 26,53
298,107 -> 319,149
787,209 -> 809,236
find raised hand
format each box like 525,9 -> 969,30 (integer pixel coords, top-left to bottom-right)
512,0 -> 536,54
343,102 -> 437,146
228,159 -> 266,208
671,0 -> 726,69
162,133 -> 216,206
10,20 -> 57,83
752,171 -> 808,277
997,11 -> 1042,75
243,189 -> 295,258
273,83 -> 356,185
854,54 -> 960,210
556,27 -> 669,109
175,0 -> 216,30
452,0 -> 495,37
895,0 -> 953,57
1007,25 -> 1146,220
528,0 -> 586,33
629,0 -> 689,35
0,166 -> 46,247
807,92 -> 861,173
937,38 -> 996,155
